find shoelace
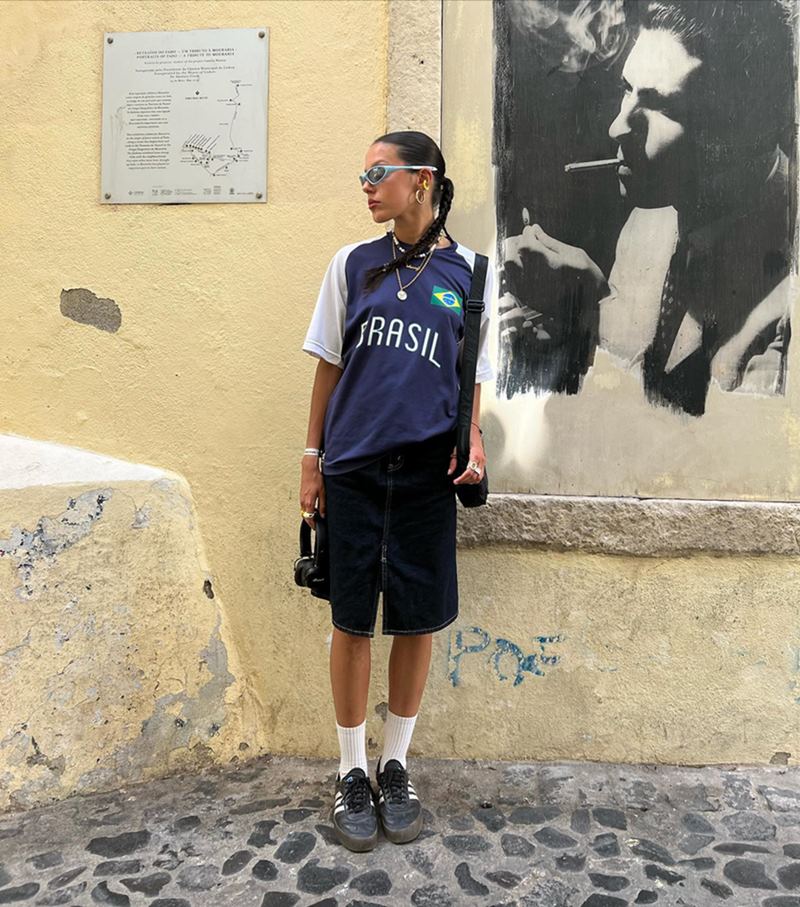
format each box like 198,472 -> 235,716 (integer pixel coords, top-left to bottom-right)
343,774 -> 372,813
382,766 -> 410,804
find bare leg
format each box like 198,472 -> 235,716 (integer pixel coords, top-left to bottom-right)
388,633 -> 433,716
330,627 -> 371,726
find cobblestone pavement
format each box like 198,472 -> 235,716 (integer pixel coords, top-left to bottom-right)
2,756 -> 800,907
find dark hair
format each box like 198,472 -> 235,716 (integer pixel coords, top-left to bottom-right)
641,0 -> 796,156
362,131 -> 454,293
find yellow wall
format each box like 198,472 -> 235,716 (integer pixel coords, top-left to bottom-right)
449,548 -> 800,766
4,0 -> 799,805
0,0 -> 389,774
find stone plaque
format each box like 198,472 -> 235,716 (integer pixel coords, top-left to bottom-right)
101,27 -> 268,204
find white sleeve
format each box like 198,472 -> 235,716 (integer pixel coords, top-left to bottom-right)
302,246 -> 351,368
475,258 -> 495,384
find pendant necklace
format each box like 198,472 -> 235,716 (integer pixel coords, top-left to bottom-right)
391,231 -> 438,301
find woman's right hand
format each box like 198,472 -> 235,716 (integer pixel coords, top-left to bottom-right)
300,457 -> 325,527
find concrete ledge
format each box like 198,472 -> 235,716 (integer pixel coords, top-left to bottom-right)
0,435 -> 251,812
457,493 -> 800,557
0,434 -> 165,489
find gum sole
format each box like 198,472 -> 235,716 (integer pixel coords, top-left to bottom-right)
334,828 -> 378,852
381,812 -> 423,844
331,807 -> 378,852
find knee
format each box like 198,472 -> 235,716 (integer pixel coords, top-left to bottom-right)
333,628 -> 371,650
393,632 -> 433,650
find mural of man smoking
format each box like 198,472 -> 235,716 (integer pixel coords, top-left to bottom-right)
497,0 -> 796,416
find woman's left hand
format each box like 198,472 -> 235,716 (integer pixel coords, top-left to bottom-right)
449,429 -> 486,485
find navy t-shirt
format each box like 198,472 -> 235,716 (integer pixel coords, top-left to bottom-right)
303,232 -> 494,475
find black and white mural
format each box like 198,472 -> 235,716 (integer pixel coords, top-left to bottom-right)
495,0 -> 797,416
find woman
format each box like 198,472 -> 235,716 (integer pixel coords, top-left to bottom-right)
300,131 -> 494,852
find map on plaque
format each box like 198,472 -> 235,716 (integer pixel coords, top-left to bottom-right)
101,27 -> 269,204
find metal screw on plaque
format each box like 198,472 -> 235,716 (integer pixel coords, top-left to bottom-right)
107,36 -> 113,44
256,192 -> 263,199
259,31 -> 265,38
104,193 -> 111,200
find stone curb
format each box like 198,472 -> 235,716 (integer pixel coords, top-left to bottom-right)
457,494 -> 800,557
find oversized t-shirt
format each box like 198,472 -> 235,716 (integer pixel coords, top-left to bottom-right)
303,232 -> 494,475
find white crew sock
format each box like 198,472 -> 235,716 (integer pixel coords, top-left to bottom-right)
337,720 -> 368,778
380,710 -> 418,770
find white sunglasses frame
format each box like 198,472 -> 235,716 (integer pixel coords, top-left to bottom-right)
358,164 -> 439,186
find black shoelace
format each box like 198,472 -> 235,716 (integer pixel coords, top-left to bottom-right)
382,766 -> 409,803
343,774 -> 372,813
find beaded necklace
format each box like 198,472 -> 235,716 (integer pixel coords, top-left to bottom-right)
390,231 -> 439,301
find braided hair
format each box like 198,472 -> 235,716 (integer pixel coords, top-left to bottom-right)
362,131 -> 455,294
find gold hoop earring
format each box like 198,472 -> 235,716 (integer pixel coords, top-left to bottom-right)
415,188 -> 426,205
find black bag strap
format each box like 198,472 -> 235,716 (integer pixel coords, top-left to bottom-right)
457,253 -> 488,465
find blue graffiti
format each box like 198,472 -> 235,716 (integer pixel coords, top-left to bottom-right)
447,626 -> 563,687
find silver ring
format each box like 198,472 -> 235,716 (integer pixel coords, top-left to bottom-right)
468,462 -> 482,475
301,510 -> 315,519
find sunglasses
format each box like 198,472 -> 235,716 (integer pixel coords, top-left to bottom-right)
358,164 -> 438,187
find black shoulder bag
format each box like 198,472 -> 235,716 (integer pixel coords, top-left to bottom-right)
455,253 -> 489,508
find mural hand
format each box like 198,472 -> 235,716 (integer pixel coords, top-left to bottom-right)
498,291 -> 545,339
507,221 -> 608,309
531,224 -> 607,294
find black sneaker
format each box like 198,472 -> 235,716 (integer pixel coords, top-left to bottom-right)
376,758 -> 423,844
331,768 -> 378,852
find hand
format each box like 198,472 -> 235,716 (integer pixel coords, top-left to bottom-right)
501,209 -> 608,339
448,439 -> 486,486
498,289 -> 551,342
300,457 -> 324,527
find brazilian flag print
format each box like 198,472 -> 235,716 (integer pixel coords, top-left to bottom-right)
430,285 -> 463,314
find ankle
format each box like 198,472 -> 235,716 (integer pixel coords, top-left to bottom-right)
380,709 -> 418,770
337,719 -> 368,777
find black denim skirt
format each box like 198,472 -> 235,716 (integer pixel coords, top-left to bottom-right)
323,430 -> 458,637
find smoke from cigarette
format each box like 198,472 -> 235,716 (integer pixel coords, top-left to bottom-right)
507,0 -> 628,74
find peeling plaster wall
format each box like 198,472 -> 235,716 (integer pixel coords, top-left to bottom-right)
425,546 -> 800,767
0,469 -> 256,813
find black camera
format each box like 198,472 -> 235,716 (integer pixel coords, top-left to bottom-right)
293,513 -> 330,600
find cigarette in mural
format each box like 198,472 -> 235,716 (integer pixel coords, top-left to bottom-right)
563,158 -> 619,173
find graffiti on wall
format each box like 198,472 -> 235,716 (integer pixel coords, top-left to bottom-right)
494,0 -> 796,416
448,626 -> 564,687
